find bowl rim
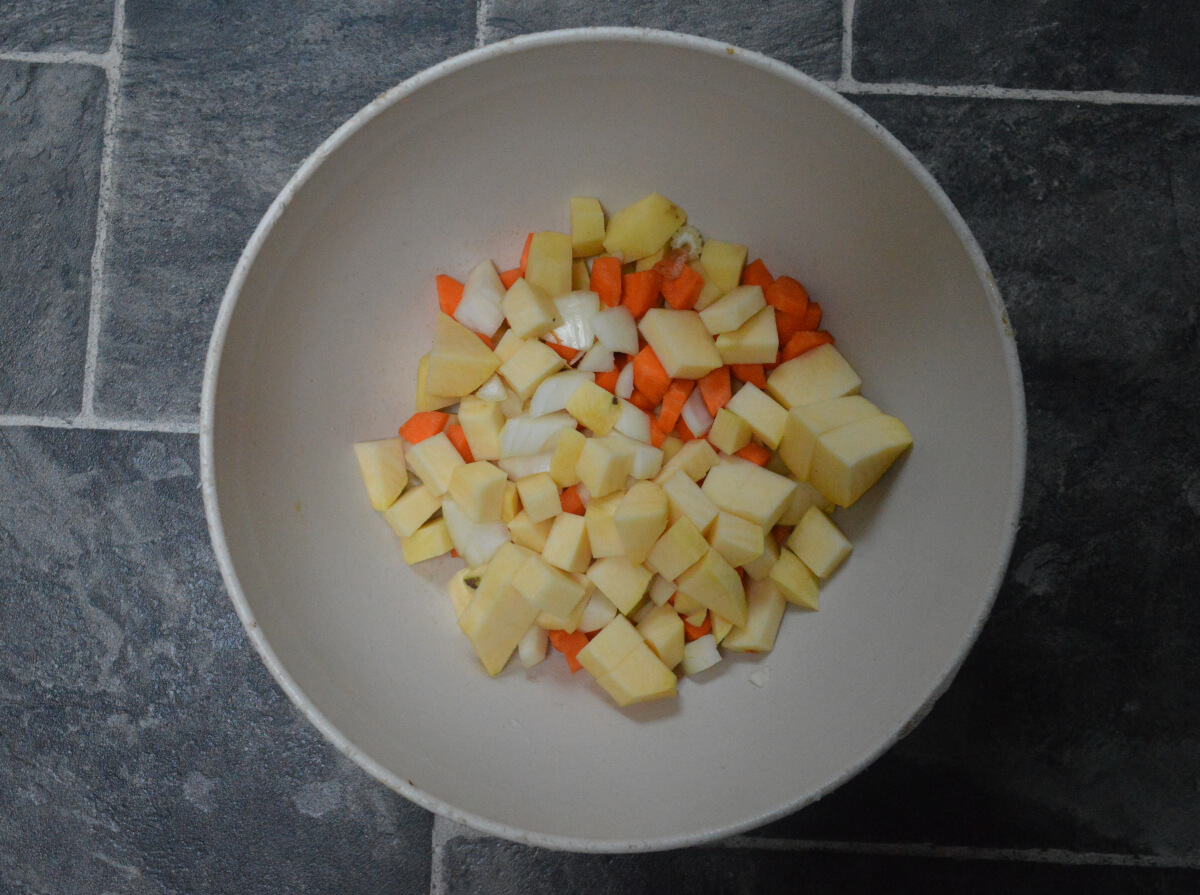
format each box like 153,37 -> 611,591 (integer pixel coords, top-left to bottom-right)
199,26 -> 1027,853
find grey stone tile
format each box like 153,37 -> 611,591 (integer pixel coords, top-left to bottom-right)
0,428 -> 433,894
97,0 -> 476,419
758,99 -> 1200,855
0,0 -> 113,53
481,0 -> 843,79
0,62 -> 104,416
436,835 -> 1200,894
853,0 -> 1200,94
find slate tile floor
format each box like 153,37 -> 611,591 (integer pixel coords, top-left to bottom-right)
2,2 -> 1199,893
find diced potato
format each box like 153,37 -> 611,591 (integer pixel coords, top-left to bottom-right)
458,545 -> 540,675
659,435 -> 685,464
501,278 -> 560,339
778,479 -> 835,526
809,414 -> 914,507
549,428 -> 586,487
595,642 -> 677,707
613,481 -> 668,564
565,380 -> 621,435
518,625 -> 549,668
448,461 -> 508,524
700,459 -> 796,529
584,491 -> 626,557
400,518 -> 454,564
457,396 -> 505,462
769,548 -> 819,609
778,395 -> 881,480
577,614 -> 643,678
653,438 -> 719,485
513,554 -> 589,618
638,309 -> 724,379
416,354 -> 457,412
707,511 -> 765,568
648,574 -> 677,606
707,408 -> 752,455
508,509 -> 554,552
742,531 -> 780,580
765,343 -> 862,409
515,472 -> 561,523
698,239 -> 747,295
671,589 -> 705,616
586,556 -> 653,616
710,613 -> 734,645
602,192 -> 687,262
354,437 -> 408,511
542,512 -> 592,574
661,470 -> 719,534
383,484 -> 441,537
536,583 -> 590,633
572,259 -> 591,291
576,436 -> 633,498
788,507 -> 853,578
525,231 -> 573,298
699,285 -> 765,335
637,604 -> 685,669
715,305 -> 778,365
502,482 -> 520,522
493,329 -> 526,364
644,516 -> 710,581
682,607 -> 708,629
725,383 -> 788,450
675,548 -> 747,627
680,633 -> 722,675
447,567 -> 480,618
571,197 -> 606,257
406,432 -> 465,496
723,579 -> 787,653
578,590 -> 619,633
499,340 -> 565,400
426,313 -> 502,397
439,497 -> 510,568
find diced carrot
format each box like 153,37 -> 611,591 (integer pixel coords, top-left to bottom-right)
683,612 -> 712,641
594,365 -> 621,394
730,363 -> 768,389
559,485 -> 586,516
450,548 -> 459,558
649,417 -> 669,448
781,330 -> 835,362
630,389 -> 657,413
632,345 -> 671,405
621,270 -> 663,320
398,411 -> 450,443
735,442 -> 771,466
547,629 -> 590,673
742,259 -> 774,289
658,379 -> 695,433
445,424 -> 474,462
660,264 -> 704,310
518,232 -> 534,275
547,341 -> 579,362
436,274 -> 463,316
775,309 -> 810,344
476,331 -> 494,350
590,256 -> 623,308
799,301 -> 822,331
652,248 -> 689,281
499,267 -> 522,289
697,366 -> 732,417
763,275 -> 810,317
772,525 -> 791,546
676,418 -> 696,441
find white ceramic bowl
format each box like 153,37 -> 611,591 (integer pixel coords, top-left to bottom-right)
201,29 -> 1025,852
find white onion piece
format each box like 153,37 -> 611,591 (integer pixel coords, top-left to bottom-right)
578,592 -> 618,633
463,259 -> 506,305
440,498 -> 509,568
550,291 -> 600,350
528,370 -> 590,418
475,374 -> 508,403
681,634 -> 722,675
453,289 -> 505,336
591,305 -> 639,355
499,411 -> 574,457
497,452 -> 554,480
613,400 -> 652,443
577,343 -> 615,373
518,625 -> 548,668
615,361 -> 635,399
680,386 -> 714,436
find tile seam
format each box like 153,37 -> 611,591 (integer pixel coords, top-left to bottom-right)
841,0 -> 855,83
475,0 -> 495,49
0,49 -> 111,67
0,414 -> 200,434
833,78 -> 1200,106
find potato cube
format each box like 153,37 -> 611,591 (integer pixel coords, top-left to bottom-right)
493,329 -> 526,363
699,285 -> 766,334
508,509 -> 554,552
725,383 -> 788,449
565,380 -> 622,435
660,434 -> 685,464
700,459 -> 796,529
595,642 -> 678,707
715,306 -> 778,365
586,556 -> 653,616
406,432 -> 465,496
518,625 -> 549,668
710,613 -> 734,645
636,604 -> 685,670
707,511 -> 765,568
653,438 -> 719,485
457,396 -> 505,462
501,277 -> 560,339
502,482 -> 520,522
383,484 -> 441,537
778,395 -> 881,480
400,517 -> 455,564
416,353 -> 457,412
675,548 -> 747,627
765,343 -> 862,409
515,472 -> 561,523
809,414 -> 914,507
613,481 -> 668,564
448,461 -> 508,523
572,259 -> 591,291
743,533 -> 780,581
778,479 -> 835,526
525,231 -> 573,298
671,589 -> 705,616
458,545 -> 539,675
513,554 -> 589,618
723,579 -> 787,653
583,491 -> 626,557
354,437 -> 408,510
769,548 -> 819,609
577,613 -> 643,679
426,313 -> 503,398
578,590 -> 619,633
638,309 -> 723,379
447,567 -> 481,618
549,428 -> 586,487
788,507 -> 853,578
661,470 -> 719,534
576,436 -> 633,498
602,192 -> 687,262
698,239 -> 747,295
645,516 -> 710,581
499,339 -> 565,399
707,408 -> 752,455
648,574 -> 677,606
536,582 -> 590,633
570,197 -> 607,257
542,512 -> 592,573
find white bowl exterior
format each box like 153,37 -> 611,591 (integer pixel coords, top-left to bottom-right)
202,30 -> 1025,851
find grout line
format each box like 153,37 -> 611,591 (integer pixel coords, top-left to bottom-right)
0,49 -> 110,68
0,414 -> 201,434
79,0 -> 126,422
840,0 -> 855,83
474,0 -> 495,49
721,836 -> 1200,870
831,78 -> 1200,106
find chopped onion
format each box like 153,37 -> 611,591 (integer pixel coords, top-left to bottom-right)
453,289 -> 505,336
529,370 -> 590,418
615,361 -> 635,399
463,259 -> 506,305
518,625 -> 548,668
497,452 -> 554,479
550,291 -> 600,350
500,411 -> 574,457
591,305 -> 639,355
680,386 -> 714,436
681,634 -> 722,675
578,592 -> 618,633
475,374 -> 508,403
613,400 -> 652,443
577,343 -> 615,373
440,498 -> 509,567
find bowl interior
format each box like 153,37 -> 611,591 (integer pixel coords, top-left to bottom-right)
205,32 -> 1023,850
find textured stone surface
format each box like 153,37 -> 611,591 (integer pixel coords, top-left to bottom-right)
0,62 -> 104,415
853,0 -> 1200,94
481,0 -> 843,79
0,429 -> 433,894
96,0 -> 476,419
0,0 -> 113,53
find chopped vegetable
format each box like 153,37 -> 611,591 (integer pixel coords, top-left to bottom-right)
741,258 -> 774,289
398,410 -> 450,444
436,274 -> 464,315
621,270 -> 664,320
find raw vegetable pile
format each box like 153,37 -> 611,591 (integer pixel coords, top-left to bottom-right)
353,193 -> 912,708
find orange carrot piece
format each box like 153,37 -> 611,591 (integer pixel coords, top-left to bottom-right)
676,418 -> 696,441
476,331 -> 495,350
649,417 -> 669,448
658,379 -> 695,433
730,363 -> 768,389
735,442 -> 771,466
518,232 -> 534,275
781,330 -> 835,362
450,548 -> 459,558
499,267 -> 522,289
775,309 -> 810,344
631,345 -> 671,405
629,389 -> 657,413
546,341 -> 579,362
398,411 -> 450,443
683,612 -> 712,641
594,365 -> 621,394
742,259 -> 774,289
698,366 -> 732,417
660,264 -> 704,310
547,629 -> 590,673
559,485 -> 586,516
772,525 -> 791,546
621,270 -> 663,320
763,275 -> 810,317
436,274 -> 464,316
590,256 -> 623,308
445,424 -> 474,462
799,301 -> 822,331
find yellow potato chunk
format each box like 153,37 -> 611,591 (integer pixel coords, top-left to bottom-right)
570,197 -> 606,257
765,343 -> 862,409
457,396 -> 505,462
809,413 -> 914,507
400,518 -> 454,565
448,461 -> 508,524
508,509 -> 554,552
549,428 -> 586,487
501,277 -> 560,339
513,554 -> 589,619
383,484 -> 440,537
426,313 -> 502,397
700,459 -> 796,529
638,309 -> 723,379
645,516 -> 710,581
778,395 -> 881,480
707,408 -> 752,455
406,432 -> 465,497
698,239 -> 747,296
416,353 -> 457,412
353,437 -> 408,511
769,548 -> 819,609
542,512 -> 592,574
725,383 -> 788,450
636,604 -> 685,669
653,438 -> 719,486
515,472 -> 561,524
707,511 -> 765,568
602,192 -> 687,262
565,380 -> 622,435
584,491 -> 626,558
499,339 -> 565,400
613,481 -> 668,565
576,436 -> 633,498
699,285 -> 766,335
788,507 -> 853,578
577,613 -> 643,679
595,642 -> 678,707
715,306 -> 778,365
723,579 -> 787,653
675,548 -> 748,627
586,556 -> 653,616
661,470 -> 719,534
525,231 -> 573,298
